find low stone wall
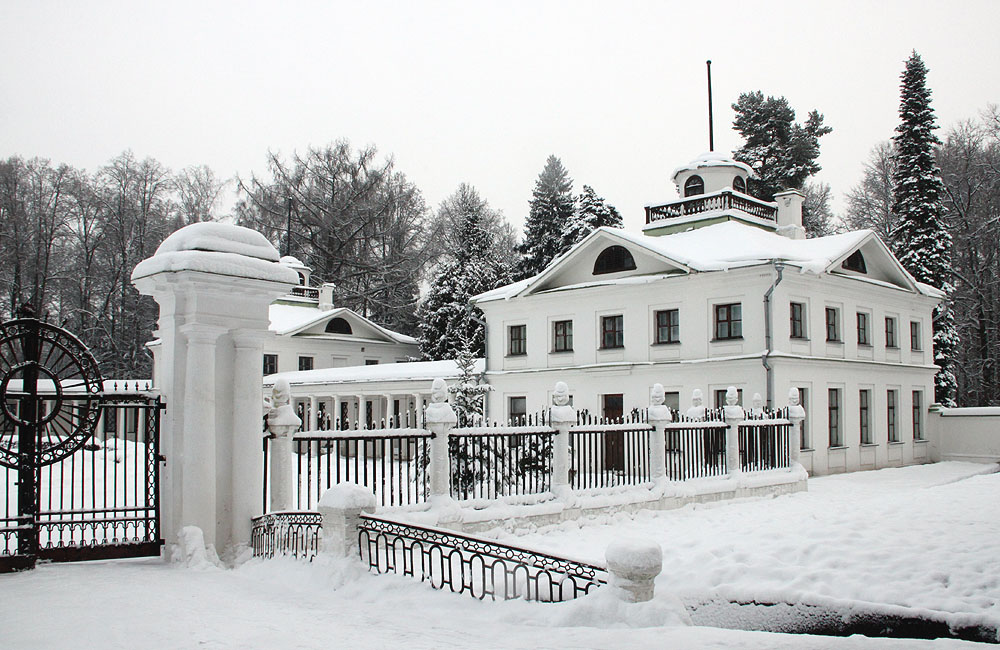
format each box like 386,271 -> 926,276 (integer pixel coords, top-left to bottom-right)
928,406 -> 1000,464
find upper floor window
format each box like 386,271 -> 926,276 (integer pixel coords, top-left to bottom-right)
825,307 -> 841,342
857,312 -> 870,346
600,315 -> 624,349
733,175 -> 747,194
508,325 -> 526,356
790,302 -> 806,339
684,175 -> 705,197
885,317 -> 898,349
842,250 -> 867,273
552,320 -> 573,352
263,354 -> 278,376
654,309 -> 679,344
910,321 -> 922,351
298,356 -> 314,371
714,303 -> 742,340
365,359 -> 379,366
325,317 -> 352,334
593,246 -> 637,275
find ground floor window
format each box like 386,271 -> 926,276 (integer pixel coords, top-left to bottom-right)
859,389 -> 872,444
828,388 -> 842,447
298,356 -> 313,371
714,388 -> 743,409
912,390 -> 924,440
798,387 -> 810,449
263,353 -> 278,375
887,389 -> 899,442
602,393 -> 624,421
509,396 -> 526,425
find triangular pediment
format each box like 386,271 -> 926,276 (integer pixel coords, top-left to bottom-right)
826,233 -> 921,293
295,309 -> 396,342
520,229 -> 689,297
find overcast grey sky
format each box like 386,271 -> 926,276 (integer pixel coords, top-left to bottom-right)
3,1 -> 999,234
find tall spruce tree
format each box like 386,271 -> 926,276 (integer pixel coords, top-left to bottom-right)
417,184 -> 514,360
890,51 -> 958,405
517,156 -> 575,279
731,91 -> 832,200
562,184 -> 623,250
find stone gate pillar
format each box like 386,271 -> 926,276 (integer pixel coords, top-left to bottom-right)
132,222 -> 298,560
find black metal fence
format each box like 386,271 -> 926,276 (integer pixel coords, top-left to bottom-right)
663,422 -> 729,481
569,423 -> 653,489
358,514 -> 606,601
250,511 -> 322,560
449,427 -> 554,500
739,417 -> 792,472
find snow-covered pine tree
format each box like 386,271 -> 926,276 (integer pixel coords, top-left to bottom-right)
890,51 -> 957,406
517,156 -> 575,279
417,184 -> 514,360
562,184 -> 623,250
448,342 -> 492,426
731,92 -> 832,201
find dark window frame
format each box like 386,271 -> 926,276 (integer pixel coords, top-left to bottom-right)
859,389 -> 872,444
508,324 -> 527,356
733,176 -> 747,194
552,320 -> 573,352
825,307 -> 841,342
508,396 -> 527,425
887,389 -> 899,443
600,314 -> 624,349
263,353 -> 278,376
828,388 -> 842,447
713,303 -> 743,340
885,316 -> 898,349
325,317 -> 352,335
684,175 -> 705,197
912,390 -> 923,440
842,250 -> 867,273
857,312 -> 870,346
654,309 -> 680,344
298,356 -> 314,371
910,321 -> 922,351
790,302 -> 806,339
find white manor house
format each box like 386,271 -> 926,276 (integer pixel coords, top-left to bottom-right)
270,152 -> 944,477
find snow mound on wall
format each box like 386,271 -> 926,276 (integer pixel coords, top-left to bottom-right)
504,584 -> 691,629
319,482 -> 377,510
156,222 -> 280,261
172,526 -> 222,570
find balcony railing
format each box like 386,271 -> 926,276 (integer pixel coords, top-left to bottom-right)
290,286 -> 320,300
645,190 -> 777,225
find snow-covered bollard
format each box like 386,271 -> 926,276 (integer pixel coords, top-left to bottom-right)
549,382 -> 577,495
605,539 -> 663,603
722,386 -> 745,476
648,384 -> 672,482
424,378 -> 457,505
318,482 -> 377,558
786,387 -> 806,467
267,379 -> 302,512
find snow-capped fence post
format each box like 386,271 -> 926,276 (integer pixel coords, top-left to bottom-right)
548,382 -> 577,496
648,383 -> 672,482
317,483 -> 376,559
425,378 -> 457,504
786,387 -> 806,467
266,379 -> 301,512
605,539 -> 663,603
723,386 -> 745,476
131,222 -> 299,559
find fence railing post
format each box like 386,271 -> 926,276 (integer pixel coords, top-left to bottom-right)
786,387 -> 806,468
722,386 -> 745,477
548,381 -> 576,496
605,539 -> 662,603
425,378 -> 457,505
648,383 -> 672,483
318,483 -> 376,558
266,379 -> 302,512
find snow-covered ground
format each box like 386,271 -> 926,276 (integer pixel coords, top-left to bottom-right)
1,462 -> 997,649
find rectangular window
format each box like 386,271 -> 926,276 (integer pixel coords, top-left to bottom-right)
885,317 -> 898,348
655,309 -> 680,344
601,315 -> 624,349
828,388 -> 842,447
714,303 -> 742,340
263,354 -> 278,376
364,359 -> 379,366
790,302 -> 805,339
825,307 -> 840,342
910,321 -> 922,351
508,324 -> 526,356
508,396 -> 527,425
857,312 -> 870,346
887,389 -> 898,443
798,388 -> 809,449
602,393 -> 624,421
552,320 -> 573,352
298,356 -> 313,371
912,390 -> 923,440
714,388 -> 743,409
859,389 -> 872,444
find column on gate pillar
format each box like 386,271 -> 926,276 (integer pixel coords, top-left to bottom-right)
548,382 -> 576,497
385,393 -> 395,427
331,395 -> 341,429
786,387 -> 806,468
723,386 -> 745,477
412,393 -> 423,428
647,383 -> 672,484
308,395 -> 318,432
354,394 -> 363,428
132,222 -> 298,561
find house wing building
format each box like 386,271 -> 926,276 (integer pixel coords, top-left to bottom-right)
473,153 -> 942,476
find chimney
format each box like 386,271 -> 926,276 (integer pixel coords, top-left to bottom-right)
773,189 -> 806,240
319,282 -> 336,311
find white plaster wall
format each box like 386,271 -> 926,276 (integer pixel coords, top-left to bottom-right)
927,408 -> 1000,463
263,333 -> 418,375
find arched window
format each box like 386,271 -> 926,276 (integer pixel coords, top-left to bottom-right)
325,317 -> 352,334
733,176 -> 747,194
684,175 -> 705,197
593,245 -> 637,275
297,272 -> 306,286
842,250 -> 867,273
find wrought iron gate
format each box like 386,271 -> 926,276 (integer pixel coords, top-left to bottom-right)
0,317 -> 163,572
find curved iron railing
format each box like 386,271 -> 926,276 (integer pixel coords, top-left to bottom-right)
251,511 -> 322,560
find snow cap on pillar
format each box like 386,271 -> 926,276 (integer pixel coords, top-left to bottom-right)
131,222 -> 300,285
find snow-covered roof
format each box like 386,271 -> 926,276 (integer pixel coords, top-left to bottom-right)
474,221 -> 939,303
268,303 -> 417,344
671,151 -> 755,182
264,358 -> 483,386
